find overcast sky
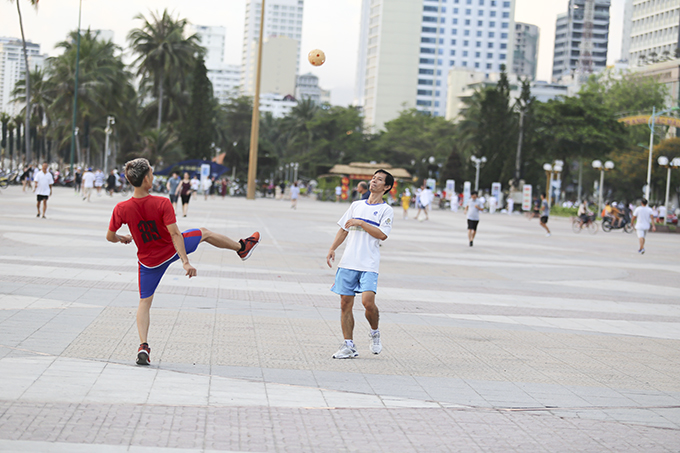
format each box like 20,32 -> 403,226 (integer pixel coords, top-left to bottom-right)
0,0 -> 624,106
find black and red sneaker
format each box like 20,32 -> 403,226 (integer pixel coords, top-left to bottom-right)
136,343 -> 151,365
237,232 -> 260,261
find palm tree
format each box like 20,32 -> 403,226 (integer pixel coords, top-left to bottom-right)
7,0 -> 39,163
138,127 -> 182,167
128,10 -> 202,130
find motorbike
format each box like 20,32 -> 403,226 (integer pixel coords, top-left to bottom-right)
601,215 -> 634,233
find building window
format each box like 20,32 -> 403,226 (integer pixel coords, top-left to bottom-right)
417,100 -> 432,106
489,31 -> 495,38
475,62 -> 480,68
465,9 -> 471,15
489,21 -> 495,27
452,28 -> 457,35
475,52 -> 480,57
487,52 -> 493,58
476,41 -> 481,47
502,22 -> 509,28
464,30 -> 470,36
418,79 -> 434,86
487,63 -> 492,69
423,16 -> 438,22
453,7 -> 459,13
450,60 -> 456,66
420,58 -> 435,64
419,68 -> 434,75
478,10 -> 484,16
463,61 -> 468,66
465,19 -> 471,25
417,89 -> 433,96
500,53 -> 506,59
477,30 -> 482,37
463,50 -> 468,56
463,41 -> 469,46
488,42 -> 494,48
479,0 -> 484,4
453,18 -> 458,24
450,49 -> 456,55
490,11 -> 496,17
500,43 -> 507,49
451,39 -> 457,45
423,27 -> 437,33
503,1 -> 510,7
501,33 -> 508,39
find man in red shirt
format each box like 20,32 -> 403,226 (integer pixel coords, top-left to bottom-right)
107,158 -> 260,365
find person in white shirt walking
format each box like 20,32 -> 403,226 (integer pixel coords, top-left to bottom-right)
290,181 -> 300,209
33,162 -> 54,218
465,191 -> 484,246
632,198 -> 656,254
326,170 -> 394,359
82,168 -> 96,202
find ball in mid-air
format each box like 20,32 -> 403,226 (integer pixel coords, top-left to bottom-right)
308,49 -> 326,66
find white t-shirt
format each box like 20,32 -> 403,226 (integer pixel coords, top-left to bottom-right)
191,178 -> 200,191
337,200 -> 394,273
420,189 -> 434,207
82,171 -> 96,188
466,198 -> 484,220
633,206 -> 654,230
658,206 -> 667,218
34,170 -> 54,196
201,178 -> 212,191
335,186 -> 342,196
94,171 -> 105,187
290,186 -> 300,199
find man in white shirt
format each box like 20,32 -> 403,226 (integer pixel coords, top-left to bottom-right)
290,181 -> 300,209
82,168 -> 96,202
190,176 -> 200,198
465,191 -> 484,246
33,162 -> 54,218
326,170 -> 394,359
415,184 -> 433,221
632,198 -> 656,254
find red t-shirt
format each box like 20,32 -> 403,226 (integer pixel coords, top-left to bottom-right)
109,195 -> 177,267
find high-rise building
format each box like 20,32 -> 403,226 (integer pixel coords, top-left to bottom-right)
241,0 -> 303,96
552,0 -> 610,82
192,25 -> 241,104
512,22 -> 539,80
355,0 -> 422,131
0,37 -> 45,116
415,0 -> 516,117
623,0 -> 679,66
355,0 -> 516,130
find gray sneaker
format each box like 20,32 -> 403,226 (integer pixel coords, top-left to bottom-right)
332,343 -> 358,359
369,331 -> 382,354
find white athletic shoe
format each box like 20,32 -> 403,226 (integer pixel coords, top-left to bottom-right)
546,233 -> 551,237
332,343 -> 358,359
369,331 -> 382,354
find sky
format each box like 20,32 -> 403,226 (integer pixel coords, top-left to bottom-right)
0,0 -> 625,106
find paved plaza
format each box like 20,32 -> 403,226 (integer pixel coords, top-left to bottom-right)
0,185 -> 679,452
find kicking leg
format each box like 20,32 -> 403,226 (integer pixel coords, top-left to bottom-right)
200,228 -> 241,251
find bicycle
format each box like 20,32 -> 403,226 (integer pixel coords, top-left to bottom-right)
571,215 -> 598,234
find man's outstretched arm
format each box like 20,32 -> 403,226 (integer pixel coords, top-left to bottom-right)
327,228 -> 348,268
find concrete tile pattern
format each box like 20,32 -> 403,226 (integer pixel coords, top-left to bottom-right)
0,186 -> 679,451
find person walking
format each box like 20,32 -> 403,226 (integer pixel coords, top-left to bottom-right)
106,169 -> 117,196
190,175 -> 200,198
539,193 -> 551,237
106,158 -> 260,366
632,198 -> 656,254
415,184 -> 433,221
74,167 -> 82,194
33,162 -> 54,218
94,169 -> 105,196
82,168 -> 95,202
290,181 -> 300,209
326,170 -> 394,359
175,172 -> 192,217
202,176 -> 212,201
401,189 -> 411,219
465,190 -> 484,246
166,172 -> 180,211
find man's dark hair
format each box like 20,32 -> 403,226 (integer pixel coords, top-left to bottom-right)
541,193 -> 546,198
471,190 -> 478,196
641,198 -> 648,206
358,181 -> 368,192
125,158 -> 151,187
374,169 -> 394,194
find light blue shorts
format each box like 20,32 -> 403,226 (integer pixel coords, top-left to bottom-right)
331,268 -> 378,296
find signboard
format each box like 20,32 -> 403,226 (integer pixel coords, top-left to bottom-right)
618,115 -> 680,128
426,178 -> 437,191
445,180 -> 455,199
200,164 -> 210,188
463,181 -> 471,208
522,184 -> 532,211
491,182 -> 501,201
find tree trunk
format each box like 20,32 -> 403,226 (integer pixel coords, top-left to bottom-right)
157,68 -> 164,130
16,0 -> 32,164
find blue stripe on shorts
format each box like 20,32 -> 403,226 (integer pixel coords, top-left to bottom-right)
138,229 -> 202,298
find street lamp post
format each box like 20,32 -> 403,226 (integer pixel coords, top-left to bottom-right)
293,162 -> 299,182
592,160 -> 614,213
69,0 -> 83,174
470,156 -> 487,192
657,156 -> 680,224
103,116 -> 115,173
646,105 -> 680,200
542,160 -> 564,208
